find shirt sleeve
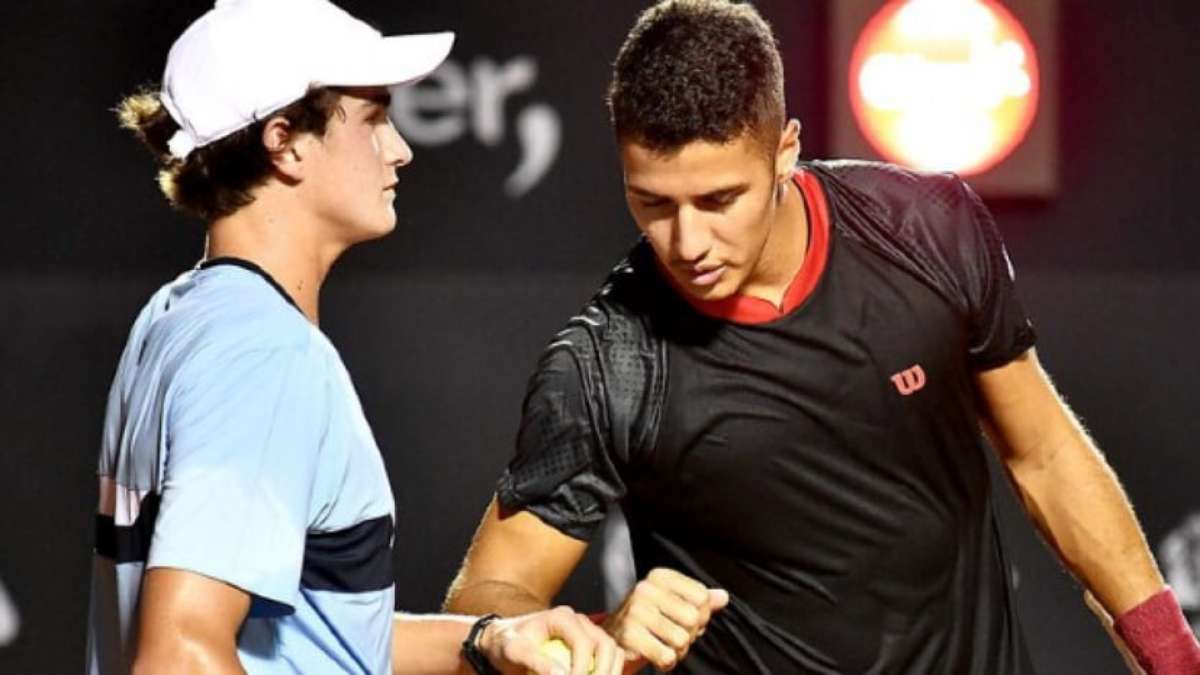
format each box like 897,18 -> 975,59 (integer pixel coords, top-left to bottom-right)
955,178 -> 1037,370
497,336 -> 627,542
147,345 -> 328,617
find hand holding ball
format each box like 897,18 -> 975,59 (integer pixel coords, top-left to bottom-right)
528,638 -> 594,675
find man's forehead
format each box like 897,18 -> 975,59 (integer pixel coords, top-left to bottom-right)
621,138 -> 765,196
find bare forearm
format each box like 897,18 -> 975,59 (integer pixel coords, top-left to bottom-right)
444,579 -> 551,617
1007,430 -> 1163,615
391,614 -> 481,675
395,607 -> 628,675
980,354 -> 1199,671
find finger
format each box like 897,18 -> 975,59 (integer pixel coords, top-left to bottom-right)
540,606 -> 588,644
582,619 -> 620,675
520,608 -> 594,675
526,606 -> 578,643
643,581 -> 715,643
537,610 -> 593,675
614,647 -> 630,675
620,623 -> 677,671
656,594 -> 704,636
641,605 -> 691,653
570,641 -> 593,675
618,581 -> 680,640
501,636 -> 567,675
660,587 -> 727,638
646,568 -> 710,608
599,646 -> 629,675
708,588 -> 730,610
590,629 -> 616,675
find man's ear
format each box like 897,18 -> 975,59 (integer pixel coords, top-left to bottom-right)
775,118 -> 802,182
261,116 -> 307,182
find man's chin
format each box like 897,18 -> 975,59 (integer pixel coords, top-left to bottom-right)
366,214 -> 399,238
677,277 -> 738,303
657,262 -> 742,302
342,220 -> 396,247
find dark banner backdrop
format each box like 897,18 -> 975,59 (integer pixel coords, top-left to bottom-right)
1,2 -> 1198,673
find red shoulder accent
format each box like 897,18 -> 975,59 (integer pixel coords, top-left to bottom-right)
782,169 -> 832,314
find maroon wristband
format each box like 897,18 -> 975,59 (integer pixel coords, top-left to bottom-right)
1113,588 -> 1200,675
587,611 -> 608,626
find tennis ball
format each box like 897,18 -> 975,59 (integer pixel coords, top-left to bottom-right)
527,638 -> 595,674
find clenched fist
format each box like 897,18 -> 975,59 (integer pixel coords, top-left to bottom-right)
603,568 -> 729,671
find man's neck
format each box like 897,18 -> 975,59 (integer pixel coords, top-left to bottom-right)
739,178 -> 810,309
205,201 -> 343,325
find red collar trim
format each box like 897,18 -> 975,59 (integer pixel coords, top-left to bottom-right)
677,169 -> 831,325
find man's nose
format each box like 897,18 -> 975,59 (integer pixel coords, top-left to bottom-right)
673,206 -> 711,263
383,120 -> 413,167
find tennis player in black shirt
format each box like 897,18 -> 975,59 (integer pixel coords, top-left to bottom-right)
445,1 -> 1200,673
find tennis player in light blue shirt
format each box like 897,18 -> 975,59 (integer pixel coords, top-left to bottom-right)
86,1 -> 624,674
89,260 -> 398,673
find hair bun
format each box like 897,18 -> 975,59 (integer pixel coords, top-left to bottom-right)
115,89 -> 180,163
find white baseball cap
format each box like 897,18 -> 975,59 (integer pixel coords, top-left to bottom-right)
160,0 -> 454,159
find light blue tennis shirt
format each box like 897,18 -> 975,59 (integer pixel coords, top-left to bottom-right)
86,259 -> 396,674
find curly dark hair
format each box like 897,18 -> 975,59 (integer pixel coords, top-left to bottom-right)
607,0 -> 785,153
116,87 -> 343,221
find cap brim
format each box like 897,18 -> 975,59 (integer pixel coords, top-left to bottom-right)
323,31 -> 455,89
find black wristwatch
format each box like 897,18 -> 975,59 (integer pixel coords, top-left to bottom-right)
462,613 -> 502,675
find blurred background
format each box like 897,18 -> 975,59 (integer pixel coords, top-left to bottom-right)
1,1 -> 1198,672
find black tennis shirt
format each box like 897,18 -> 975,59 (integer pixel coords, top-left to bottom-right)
499,161 -> 1038,673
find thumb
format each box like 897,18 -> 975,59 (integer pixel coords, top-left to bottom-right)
707,588 -> 730,610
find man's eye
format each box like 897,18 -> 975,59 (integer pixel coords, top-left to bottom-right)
639,199 -> 669,209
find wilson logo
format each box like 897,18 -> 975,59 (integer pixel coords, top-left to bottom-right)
891,365 -> 927,396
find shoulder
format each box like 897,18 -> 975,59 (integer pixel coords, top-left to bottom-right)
556,239 -> 672,343
145,268 -> 327,385
806,159 -> 1003,310
806,159 -> 976,225
179,268 -> 314,348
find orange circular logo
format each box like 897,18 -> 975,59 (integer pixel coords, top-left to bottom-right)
849,0 -> 1039,176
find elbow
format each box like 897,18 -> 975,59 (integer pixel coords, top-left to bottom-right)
443,579 -> 487,614
442,570 -> 515,614
1004,446 -> 1051,477
999,426 -> 1078,478
441,592 -> 465,614
442,569 -> 472,613
444,577 -> 547,616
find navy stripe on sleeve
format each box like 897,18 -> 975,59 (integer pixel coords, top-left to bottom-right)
94,493 -> 161,563
301,515 -> 394,593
